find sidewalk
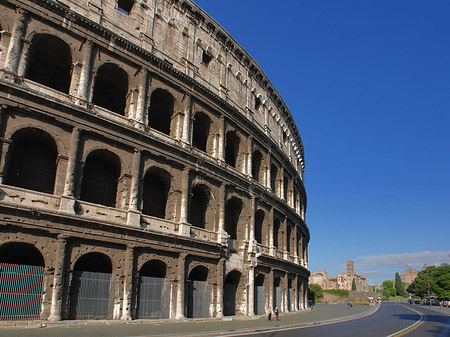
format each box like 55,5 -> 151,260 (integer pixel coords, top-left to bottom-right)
0,303 -> 379,337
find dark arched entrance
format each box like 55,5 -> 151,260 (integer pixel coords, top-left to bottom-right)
0,243 -> 45,320
223,270 -> 241,316
273,277 -> 281,311
254,274 -> 265,315
186,266 -> 209,318
137,260 -> 170,319
69,252 -> 114,320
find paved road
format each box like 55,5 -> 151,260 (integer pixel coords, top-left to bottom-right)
217,303 -> 450,337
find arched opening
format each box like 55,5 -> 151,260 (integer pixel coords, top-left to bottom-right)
255,210 -> 264,245
287,225 -> 292,253
80,150 -> 120,207
283,176 -> 289,201
0,243 -> 45,320
187,266 -> 209,318
5,128 -> 57,194
92,63 -> 128,115
273,218 -> 281,249
270,164 -> 278,194
254,274 -> 265,315
287,279 -> 293,312
225,131 -> 240,168
142,168 -> 171,219
26,34 -> 72,93
273,277 -> 281,311
148,89 -> 174,135
225,197 -> 242,240
189,185 -> 209,228
192,112 -> 210,152
252,150 -> 262,183
223,270 -> 241,316
137,260 -> 170,319
69,252 -> 114,320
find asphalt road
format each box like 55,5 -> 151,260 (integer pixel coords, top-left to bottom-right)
220,303 -> 450,337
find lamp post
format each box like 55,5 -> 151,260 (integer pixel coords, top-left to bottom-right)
423,265 -> 431,308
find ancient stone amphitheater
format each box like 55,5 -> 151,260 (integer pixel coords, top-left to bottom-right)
0,0 -> 309,321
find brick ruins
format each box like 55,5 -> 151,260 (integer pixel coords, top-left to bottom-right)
0,0 -> 309,320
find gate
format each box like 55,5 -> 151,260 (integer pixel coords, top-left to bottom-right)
287,288 -> 292,311
0,263 -> 44,320
137,276 -> 170,319
223,283 -> 236,316
186,280 -> 209,318
69,270 -> 114,319
254,285 -> 265,315
273,286 -> 281,310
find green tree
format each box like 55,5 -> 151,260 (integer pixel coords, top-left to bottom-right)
382,280 -> 396,298
407,264 -> 450,300
308,284 -> 323,303
395,272 -> 405,296
352,278 -> 357,291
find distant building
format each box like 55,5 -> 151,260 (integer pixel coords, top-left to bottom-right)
309,261 -> 368,291
401,269 -> 419,286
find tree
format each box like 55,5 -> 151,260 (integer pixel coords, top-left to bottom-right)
382,280 -> 396,299
352,278 -> 357,291
395,272 -> 405,297
308,284 -> 323,303
408,264 -> 450,300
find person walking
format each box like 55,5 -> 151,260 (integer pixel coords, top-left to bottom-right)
274,307 -> 279,321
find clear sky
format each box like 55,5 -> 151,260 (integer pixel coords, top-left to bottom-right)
193,0 -> 450,285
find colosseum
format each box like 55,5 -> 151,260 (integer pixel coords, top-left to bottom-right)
0,0 -> 309,321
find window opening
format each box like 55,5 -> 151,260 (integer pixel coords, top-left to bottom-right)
117,0 -> 134,14
201,51 -> 212,66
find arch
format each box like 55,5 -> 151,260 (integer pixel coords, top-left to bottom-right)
189,184 -> 210,228
273,277 -> 282,311
225,197 -> 242,240
5,128 -> 58,194
187,266 -> 210,318
25,34 -> 72,93
80,149 -> 121,207
148,88 -> 174,135
225,131 -> 240,168
92,63 -> 128,115
142,167 -> 171,219
270,164 -> 278,193
273,218 -> 281,249
287,279 -> 293,312
254,209 -> 264,245
287,225 -> 292,253
137,260 -> 170,319
252,150 -> 262,183
0,243 -> 45,320
192,111 -> 210,153
69,252 -> 114,320
223,270 -> 241,316
254,274 -> 265,315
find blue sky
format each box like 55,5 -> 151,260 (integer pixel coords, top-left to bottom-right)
194,0 -> 450,284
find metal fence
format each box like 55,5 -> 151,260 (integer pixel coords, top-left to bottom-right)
0,263 -> 44,320
69,270 -> 114,320
137,276 -> 170,319
186,280 -> 210,318
254,285 -> 265,315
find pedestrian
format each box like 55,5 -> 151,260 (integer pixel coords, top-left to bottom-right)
274,307 -> 279,321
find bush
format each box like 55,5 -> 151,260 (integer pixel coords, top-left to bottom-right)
323,289 -> 349,298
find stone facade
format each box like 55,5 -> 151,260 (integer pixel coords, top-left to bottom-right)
0,0 -> 309,321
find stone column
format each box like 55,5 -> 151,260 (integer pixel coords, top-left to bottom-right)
217,183 -> 227,244
248,266 -> 255,316
294,274 -> 299,311
181,95 -> 192,144
247,136 -> 253,177
178,167 -> 190,236
76,40 -> 94,102
60,128 -> 81,212
134,68 -> 148,125
268,207 -> 274,256
121,246 -> 134,320
294,227 -> 299,264
283,274 -> 289,312
3,9 -> 28,74
216,258 -> 224,318
127,149 -> 142,227
280,166 -> 285,200
265,152 -> 271,189
175,253 -> 187,319
218,115 -> 225,161
48,235 -> 67,321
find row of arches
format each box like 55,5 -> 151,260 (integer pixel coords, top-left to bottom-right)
2,127 -> 307,257
15,33 -> 304,211
0,242 -> 307,320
